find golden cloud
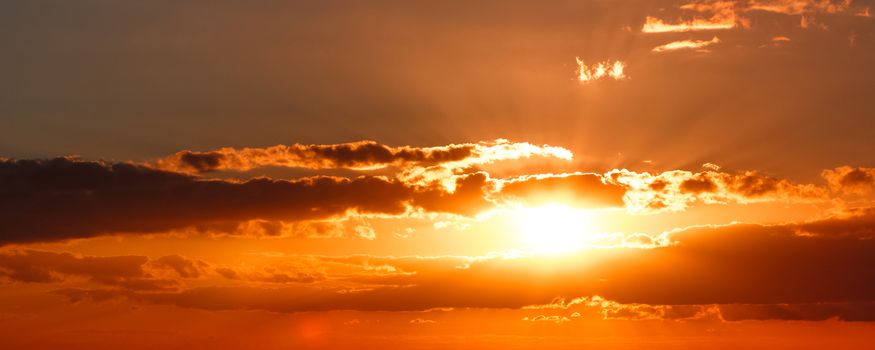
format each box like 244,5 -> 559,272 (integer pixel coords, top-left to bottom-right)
652,36 -> 722,52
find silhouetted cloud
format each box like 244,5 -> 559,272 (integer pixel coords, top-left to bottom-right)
0,158 -> 460,244
0,250 -> 205,291
155,140 -> 572,174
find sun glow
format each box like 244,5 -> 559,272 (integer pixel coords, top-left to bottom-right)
516,205 -> 594,253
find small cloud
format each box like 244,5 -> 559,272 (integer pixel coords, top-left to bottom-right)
702,163 -> 721,171
642,16 -> 736,33
409,318 -> 437,324
575,58 -> 627,83
523,315 -> 572,324
652,36 -> 721,53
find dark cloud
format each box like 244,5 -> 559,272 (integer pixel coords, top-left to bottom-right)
156,141 -> 476,173
2,158 -> 548,244
0,158 -> 420,244
176,151 -> 226,173
3,157 -> 650,244
679,177 -> 718,193
718,302 -> 875,322
151,255 -> 210,279
0,250 -> 203,291
792,207 -> 875,238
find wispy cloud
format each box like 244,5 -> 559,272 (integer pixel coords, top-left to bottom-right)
643,0 -> 865,34
652,36 -> 722,52
155,140 -> 572,174
642,16 -> 738,33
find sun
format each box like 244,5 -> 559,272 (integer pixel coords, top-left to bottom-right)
515,204 -> 594,253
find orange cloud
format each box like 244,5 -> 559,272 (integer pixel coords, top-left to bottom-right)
822,166 -> 875,195
641,15 -> 738,33
645,0 -> 863,35
748,0 -> 851,15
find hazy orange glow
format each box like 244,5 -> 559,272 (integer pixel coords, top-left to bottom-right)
2,1 -> 875,349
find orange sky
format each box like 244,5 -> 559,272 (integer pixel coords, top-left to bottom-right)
2,0 -> 875,349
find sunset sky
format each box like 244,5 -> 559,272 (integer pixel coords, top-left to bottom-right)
2,1 -> 875,349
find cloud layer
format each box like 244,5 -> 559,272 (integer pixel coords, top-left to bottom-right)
38,208 -> 875,321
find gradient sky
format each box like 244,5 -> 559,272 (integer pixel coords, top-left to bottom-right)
2,1 -> 875,349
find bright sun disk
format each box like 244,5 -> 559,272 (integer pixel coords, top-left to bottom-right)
516,204 -> 593,254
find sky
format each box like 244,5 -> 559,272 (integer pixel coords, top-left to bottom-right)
2,0 -> 875,349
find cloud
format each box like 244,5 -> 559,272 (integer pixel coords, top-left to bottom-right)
527,295 -> 875,322
792,207 -> 875,238
608,167 -> 827,213
155,139 -> 572,174
1,157 -> 528,244
0,250 -> 204,291
643,1 -> 741,33
150,255 -> 211,279
496,173 -> 626,208
574,58 -> 627,83
644,0 -> 864,35
52,209 -> 875,315
408,318 -> 437,324
652,36 -> 722,52
822,166 -> 875,195
747,0 -> 852,15
719,301 -> 875,321
521,315 -> 571,323
216,267 -> 324,284
412,172 -> 496,216
0,158 -> 425,244
641,16 -> 738,33
3,156 -> 858,244
176,218 -> 380,240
